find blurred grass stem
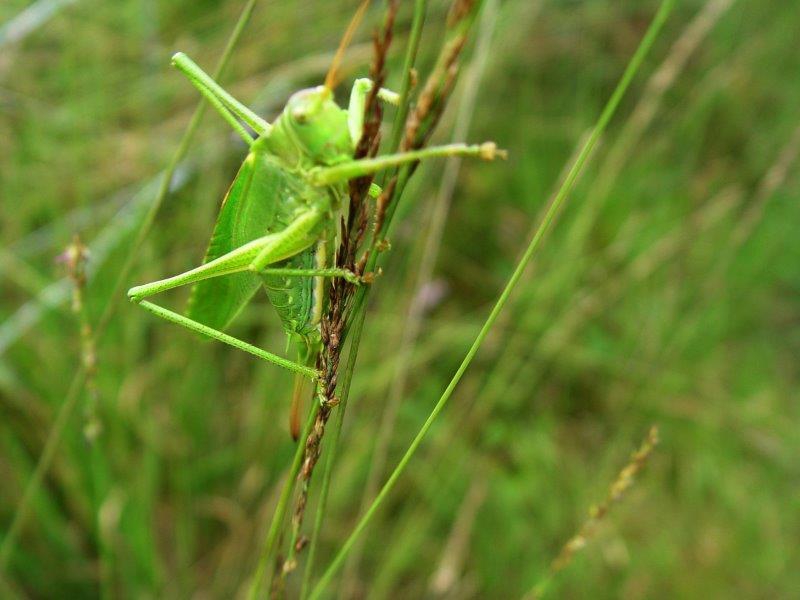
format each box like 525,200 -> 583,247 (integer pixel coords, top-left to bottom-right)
524,426 -> 660,599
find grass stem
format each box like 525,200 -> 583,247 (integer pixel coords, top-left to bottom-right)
248,403 -> 319,599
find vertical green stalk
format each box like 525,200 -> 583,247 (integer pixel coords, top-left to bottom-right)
298,304 -> 369,599
247,403 -> 319,600
60,237 -> 112,598
308,1 -> 675,597
0,0 -> 261,576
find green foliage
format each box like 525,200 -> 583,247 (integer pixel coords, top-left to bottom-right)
1,0 -> 798,597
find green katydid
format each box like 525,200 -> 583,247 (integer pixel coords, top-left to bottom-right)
127,6 -> 505,438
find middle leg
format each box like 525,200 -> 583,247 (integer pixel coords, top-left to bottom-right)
259,267 -> 364,284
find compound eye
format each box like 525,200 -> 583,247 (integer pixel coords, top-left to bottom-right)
292,109 -> 309,124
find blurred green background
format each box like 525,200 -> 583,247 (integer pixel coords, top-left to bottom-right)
2,0 -> 799,598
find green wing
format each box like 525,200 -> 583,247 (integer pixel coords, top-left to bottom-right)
186,152 -> 278,330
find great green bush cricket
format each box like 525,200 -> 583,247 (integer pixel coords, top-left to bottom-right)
127,3 -> 505,438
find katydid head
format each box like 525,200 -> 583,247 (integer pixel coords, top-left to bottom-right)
263,0 -> 370,166
279,0 -> 371,165
282,85 -> 352,164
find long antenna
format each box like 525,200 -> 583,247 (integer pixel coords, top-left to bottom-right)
324,0 -> 371,89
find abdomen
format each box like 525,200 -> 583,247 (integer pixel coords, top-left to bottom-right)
261,244 -> 323,340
